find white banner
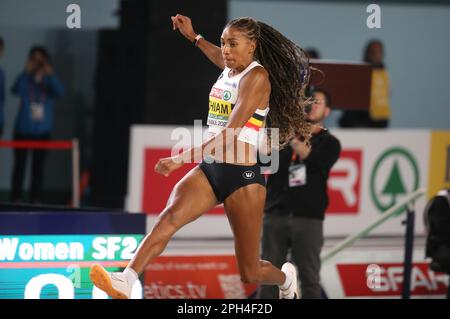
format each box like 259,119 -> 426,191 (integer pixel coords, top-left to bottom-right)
127,126 -> 432,237
324,130 -> 430,236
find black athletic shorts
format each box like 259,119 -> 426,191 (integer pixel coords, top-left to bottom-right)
199,158 -> 266,203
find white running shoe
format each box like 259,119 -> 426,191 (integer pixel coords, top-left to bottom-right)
279,262 -> 301,299
90,264 -> 131,299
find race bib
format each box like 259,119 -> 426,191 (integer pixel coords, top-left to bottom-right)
288,163 -> 306,187
207,96 -> 233,128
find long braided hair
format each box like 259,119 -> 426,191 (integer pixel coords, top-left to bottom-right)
225,17 -> 312,148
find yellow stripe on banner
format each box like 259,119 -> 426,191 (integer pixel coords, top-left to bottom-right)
428,131 -> 450,198
248,116 -> 263,127
209,97 -> 232,117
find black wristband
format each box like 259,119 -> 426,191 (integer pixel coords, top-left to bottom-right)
193,34 -> 203,47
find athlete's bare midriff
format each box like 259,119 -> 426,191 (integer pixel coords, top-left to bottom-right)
208,132 -> 258,166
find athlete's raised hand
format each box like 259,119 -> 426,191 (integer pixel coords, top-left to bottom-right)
171,14 -> 197,42
154,156 -> 184,177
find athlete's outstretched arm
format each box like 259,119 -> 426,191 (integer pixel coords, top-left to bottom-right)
171,14 -> 225,69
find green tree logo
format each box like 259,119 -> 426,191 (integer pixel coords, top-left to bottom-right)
223,90 -> 232,101
381,160 -> 406,209
370,148 -> 419,213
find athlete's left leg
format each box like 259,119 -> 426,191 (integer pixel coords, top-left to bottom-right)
224,183 -> 285,285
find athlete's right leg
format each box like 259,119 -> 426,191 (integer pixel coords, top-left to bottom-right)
127,166 -> 218,273
90,166 -> 218,298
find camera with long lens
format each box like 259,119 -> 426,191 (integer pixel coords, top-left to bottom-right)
304,104 -> 312,114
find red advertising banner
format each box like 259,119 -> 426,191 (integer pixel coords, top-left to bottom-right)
336,262 -> 448,297
327,150 -> 363,214
142,148 -> 224,215
144,255 -> 258,299
142,147 -> 363,216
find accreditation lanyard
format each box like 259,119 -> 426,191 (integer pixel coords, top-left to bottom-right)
288,148 -> 306,187
29,78 -> 46,122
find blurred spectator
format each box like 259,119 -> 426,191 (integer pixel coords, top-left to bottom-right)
424,188 -> 450,298
0,36 -> 5,137
259,88 -> 341,299
339,39 -> 391,128
10,46 -> 64,203
305,48 -> 321,59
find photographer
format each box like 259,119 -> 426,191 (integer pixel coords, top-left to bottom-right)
10,45 -> 64,203
259,88 -> 341,299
